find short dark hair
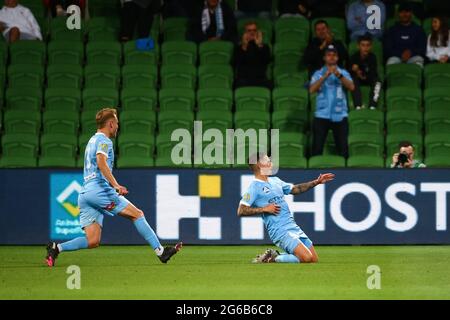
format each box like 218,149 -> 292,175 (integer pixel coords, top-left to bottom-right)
357,33 -> 373,43
314,19 -> 329,28
398,141 -> 414,149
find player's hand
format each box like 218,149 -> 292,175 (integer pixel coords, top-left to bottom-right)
115,185 -> 129,195
263,204 -> 280,215
316,173 -> 335,184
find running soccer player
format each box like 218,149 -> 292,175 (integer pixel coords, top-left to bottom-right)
45,108 -> 181,266
237,153 -> 334,263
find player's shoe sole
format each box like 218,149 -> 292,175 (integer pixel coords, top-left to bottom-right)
45,242 -> 60,267
159,242 -> 182,264
252,249 -> 279,263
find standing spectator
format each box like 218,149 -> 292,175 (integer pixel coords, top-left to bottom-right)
426,16 -> 450,64
278,0 -> 312,19
189,0 -> 238,44
120,0 -> 161,42
0,0 -> 42,42
346,0 -> 386,41
349,34 -> 382,110
234,21 -> 271,89
235,0 -> 272,19
46,0 -> 85,17
384,3 -> 427,67
309,45 -> 354,158
304,20 -> 348,74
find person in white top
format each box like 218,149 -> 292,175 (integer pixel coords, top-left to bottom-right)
427,16 -> 450,63
0,0 -> 42,42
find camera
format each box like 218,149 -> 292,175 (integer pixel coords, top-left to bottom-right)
397,152 -> 409,165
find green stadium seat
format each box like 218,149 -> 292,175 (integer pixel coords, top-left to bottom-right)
425,110 -> 450,135
234,110 -> 271,131
45,88 -> 81,112
425,134 -> 450,167
48,41 -> 84,65
116,133 -> 154,168
274,17 -> 310,45
6,87 -> 42,111
158,110 -> 195,134
311,17 -> 347,42
86,41 -> 122,65
49,17 -> 84,42
119,110 -> 156,135
121,88 -> 157,111
78,132 -> 92,162
80,109 -> 99,134
20,0 -> 47,18
272,87 -> 308,112
47,64 -> 83,89
163,17 -> 188,41
347,156 -> 385,168
386,63 -> 422,88
43,110 -> 80,135
87,17 -> 120,41
193,141 -> 232,169
82,88 -> 119,111
9,40 -> 46,65
199,41 -> 234,65
0,133 -> 38,167
235,87 -> 271,112
386,110 -> 422,135
123,40 -> 159,65
196,109 -> 233,133
88,0 -> 120,17
308,155 -> 346,168
197,88 -> 233,112
0,41 -> 8,65
348,133 -> 384,157
84,64 -> 121,89
273,67 -> 308,87
3,110 -> 41,134
122,64 -> 158,89
386,87 -> 422,111
159,88 -> 195,112
8,64 -> 44,88
198,65 -> 233,89
274,132 -> 307,169
39,133 -> 77,167
161,41 -> 197,65
160,64 -> 197,89
424,63 -> 450,89
273,42 -> 305,71
424,88 -> 450,113
155,133 -> 192,167
272,109 -> 307,133
230,141 -> 269,168
348,109 -> 384,135
386,133 -> 423,160
347,85 -> 385,110
238,17 -> 273,43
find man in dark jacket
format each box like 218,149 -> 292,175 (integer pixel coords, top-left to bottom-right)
304,19 -> 348,74
120,0 -> 161,41
384,3 -> 427,67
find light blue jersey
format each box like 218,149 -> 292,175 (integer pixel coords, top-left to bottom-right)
240,177 -> 312,254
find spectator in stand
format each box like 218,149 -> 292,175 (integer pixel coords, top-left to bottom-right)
0,0 -> 42,42
278,0 -> 312,19
46,0 -> 85,17
120,0 -> 161,42
384,0 -> 425,20
309,45 -> 354,159
391,141 -> 426,168
189,0 -> 238,44
309,0 -> 347,18
235,0 -> 272,19
304,20 -> 348,74
384,3 -> 427,67
426,16 -> 450,64
349,33 -> 382,110
346,0 -> 386,41
234,21 -> 272,89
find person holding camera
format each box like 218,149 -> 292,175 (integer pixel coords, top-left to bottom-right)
391,141 -> 426,168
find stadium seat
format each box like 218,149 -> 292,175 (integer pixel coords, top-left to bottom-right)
198,65 -> 234,89
238,17 -> 273,43
87,17 -> 120,41
161,41 -> 197,65
8,64 -> 44,88
9,40 -> 46,65
234,110 -> 271,132
116,133 -> 154,168
197,88 -> 233,112
272,109 -> 307,133
121,88 -> 157,111
311,17 -> 347,42
47,64 -> 83,89
425,110 -> 450,135
78,132 -> 93,160
196,109 -> 233,133
347,86 -> 385,110
19,0 -> 47,19
425,134 -> 450,167
80,109 -> 99,134
234,87 -> 271,112
386,110 -> 422,135
199,41 -> 234,65
6,87 -> 42,111
274,17 -> 310,45
158,110 -> 195,134
49,17 -> 84,41
347,156 -> 385,168
38,133 -> 77,167
119,110 -> 156,135
86,41 -> 122,65
424,88 -> 450,113
123,40 -> 159,65
0,133 -> 38,167
348,134 -> 384,157
160,64 -> 197,89
386,133 -> 423,161
121,64 -> 158,89
163,17 -> 188,41
273,42 -> 305,71
48,41 -> 84,66
45,88 -> 82,112
348,109 -> 384,135
273,67 -> 308,88
386,63 -> 422,88
308,155 -> 346,168
0,41 -> 7,65
275,132 -> 307,169
43,110 -> 80,135
272,87 -> 308,112
424,63 -> 450,89
386,87 -> 422,111
82,88 -> 119,111
3,109 -> 41,134
155,133 -> 192,168
158,88 -> 195,112
84,65 -> 121,89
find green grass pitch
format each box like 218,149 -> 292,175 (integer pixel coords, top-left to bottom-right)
1,245 -> 449,300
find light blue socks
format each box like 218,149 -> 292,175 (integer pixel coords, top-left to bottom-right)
275,253 -> 300,263
58,236 -> 88,252
134,216 -> 163,254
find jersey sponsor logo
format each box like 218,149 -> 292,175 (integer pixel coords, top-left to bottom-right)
262,186 -> 270,194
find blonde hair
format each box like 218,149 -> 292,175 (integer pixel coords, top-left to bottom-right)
95,108 -> 117,129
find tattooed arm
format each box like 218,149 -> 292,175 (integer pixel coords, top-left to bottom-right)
290,173 -> 335,195
237,203 -> 280,217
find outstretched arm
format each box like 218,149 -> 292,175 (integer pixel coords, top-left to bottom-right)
290,173 -> 335,195
237,203 -> 280,217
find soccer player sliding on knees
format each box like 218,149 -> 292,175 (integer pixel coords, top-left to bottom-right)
237,153 -> 334,263
45,108 -> 182,267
